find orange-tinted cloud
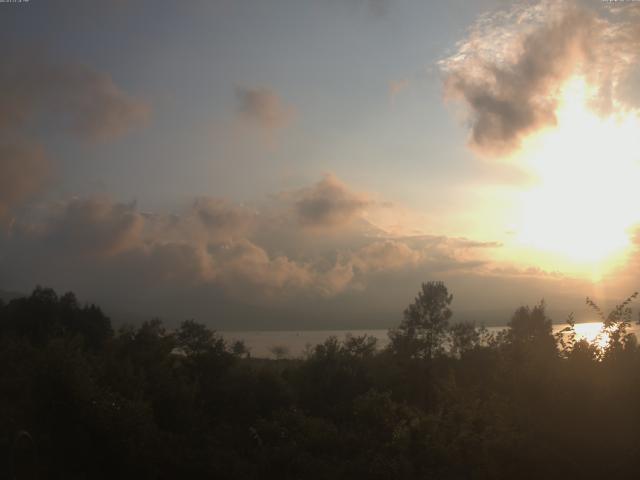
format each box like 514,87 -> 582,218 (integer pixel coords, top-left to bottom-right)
0,177 -> 501,316
0,141 -> 50,221
192,197 -> 255,243
0,49 -> 150,219
293,174 -> 370,228
0,51 -> 150,142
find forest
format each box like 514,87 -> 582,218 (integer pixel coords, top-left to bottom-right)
2,282 -> 640,479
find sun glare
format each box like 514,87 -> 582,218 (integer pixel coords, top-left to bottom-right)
574,322 -> 609,350
512,77 -> 640,271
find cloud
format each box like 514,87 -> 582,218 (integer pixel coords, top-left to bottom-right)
293,174 -> 371,228
0,176 -> 505,325
0,50 -> 150,142
351,240 -> 423,272
192,197 -> 255,243
114,242 -> 214,290
235,86 -> 295,131
440,0 -> 640,156
41,197 -> 145,257
0,141 -> 51,221
0,194 -> 316,303
489,265 -> 563,278
0,48 -> 150,219
210,240 -> 314,298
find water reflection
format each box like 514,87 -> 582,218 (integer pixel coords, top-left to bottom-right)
573,322 -> 610,350
222,321 -> 640,358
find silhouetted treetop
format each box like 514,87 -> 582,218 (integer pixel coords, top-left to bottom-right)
389,281 -> 453,360
0,286 -> 112,349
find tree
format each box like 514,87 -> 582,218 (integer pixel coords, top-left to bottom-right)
343,333 -> 378,359
269,345 -> 290,360
586,292 -> 638,358
448,321 -> 482,358
506,301 -> 557,360
230,339 -> 250,358
0,287 -> 112,349
389,281 -> 453,360
175,319 -> 223,356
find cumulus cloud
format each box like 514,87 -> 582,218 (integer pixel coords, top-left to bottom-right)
236,86 -> 295,131
41,197 -> 145,257
115,242 -> 214,290
0,199 -> 303,305
293,174 -> 371,228
0,194 -> 319,302
0,141 -> 50,221
192,197 -> 255,242
210,240 -> 314,298
351,240 -> 423,272
0,175 -> 505,324
348,236 -> 498,275
440,0 -> 640,156
308,235 -> 500,298
0,49 -> 150,219
0,50 -> 150,142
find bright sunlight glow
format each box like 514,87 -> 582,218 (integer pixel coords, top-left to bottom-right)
574,322 -> 610,350
512,77 -> 640,269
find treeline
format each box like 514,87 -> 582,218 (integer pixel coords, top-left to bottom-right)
2,283 -> 640,479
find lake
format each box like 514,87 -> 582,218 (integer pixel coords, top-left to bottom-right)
221,322 -> 640,358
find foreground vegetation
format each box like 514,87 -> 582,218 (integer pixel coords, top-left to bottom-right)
2,282 -> 640,479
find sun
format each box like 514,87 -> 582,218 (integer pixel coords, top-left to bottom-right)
511,76 -> 640,270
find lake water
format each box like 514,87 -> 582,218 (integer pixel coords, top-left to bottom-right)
221,322 -> 640,358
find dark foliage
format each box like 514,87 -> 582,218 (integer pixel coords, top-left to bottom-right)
2,283 -> 640,479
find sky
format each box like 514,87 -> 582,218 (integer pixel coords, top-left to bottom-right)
1,0 -> 640,329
